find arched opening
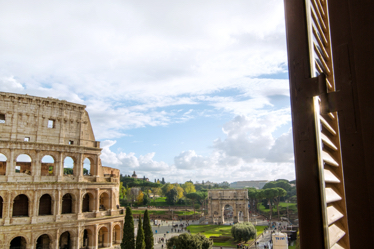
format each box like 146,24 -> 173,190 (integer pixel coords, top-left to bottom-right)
63,157 -> 74,175
61,194 -> 73,214
82,193 -> 94,212
83,158 -> 92,176
99,192 -> 110,211
98,226 -> 109,248
59,231 -> 71,249
0,196 -> 3,218
223,204 -> 233,224
15,154 -> 32,175
81,229 -> 93,249
36,234 -> 51,249
0,153 -> 7,175
39,194 -> 52,216
113,224 -> 121,245
10,236 -> 27,249
13,194 -> 29,217
41,155 -> 55,176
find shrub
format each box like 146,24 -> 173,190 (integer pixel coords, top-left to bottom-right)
231,222 -> 256,242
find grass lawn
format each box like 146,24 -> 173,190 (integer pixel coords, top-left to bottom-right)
150,197 -> 191,207
187,224 -> 267,247
173,210 -> 200,215
258,202 -> 298,216
132,210 -> 167,215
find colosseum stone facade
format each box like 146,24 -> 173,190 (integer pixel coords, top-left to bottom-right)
0,92 -> 124,249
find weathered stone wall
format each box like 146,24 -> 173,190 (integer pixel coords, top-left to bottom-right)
0,92 -> 123,249
0,92 -> 98,147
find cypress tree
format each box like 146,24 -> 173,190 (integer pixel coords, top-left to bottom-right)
143,210 -> 154,249
122,207 -> 135,249
136,215 -> 146,249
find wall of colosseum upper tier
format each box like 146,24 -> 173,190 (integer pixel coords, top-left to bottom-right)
0,92 -> 98,147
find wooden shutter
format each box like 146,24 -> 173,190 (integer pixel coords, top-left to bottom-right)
305,0 -> 350,248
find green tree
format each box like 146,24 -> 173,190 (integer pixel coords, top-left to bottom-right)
183,181 -> 196,194
166,233 -> 213,249
274,187 -> 287,218
143,210 -> 154,249
122,207 -> 135,249
166,188 -> 178,205
231,222 -> 256,242
136,216 -> 145,249
255,189 -> 264,213
263,188 -> 278,219
185,192 -> 201,214
247,188 -> 258,213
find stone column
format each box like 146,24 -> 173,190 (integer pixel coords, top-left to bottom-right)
6,149 -> 15,177
218,201 -> 224,224
106,223 -> 113,248
93,224 -> 98,249
75,226 -> 81,249
76,153 -> 83,181
31,191 -> 39,224
57,152 -> 64,181
32,150 -> 41,182
233,203 -> 239,223
94,188 -> 100,217
3,191 -> 12,225
55,189 -> 61,221
94,154 -> 100,177
77,188 -> 83,219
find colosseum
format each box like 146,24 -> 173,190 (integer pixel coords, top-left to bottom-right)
0,92 -> 124,249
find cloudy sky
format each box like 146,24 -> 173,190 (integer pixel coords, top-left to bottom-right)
0,0 -> 295,183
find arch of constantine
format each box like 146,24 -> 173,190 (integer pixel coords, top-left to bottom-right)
0,92 -> 124,249
207,189 -> 249,224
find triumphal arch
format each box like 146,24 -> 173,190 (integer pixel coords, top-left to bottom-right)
207,189 -> 249,224
0,92 -> 124,249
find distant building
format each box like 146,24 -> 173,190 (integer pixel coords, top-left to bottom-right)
131,171 -> 149,181
230,180 -> 268,189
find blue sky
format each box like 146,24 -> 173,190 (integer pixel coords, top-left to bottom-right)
0,0 -> 295,183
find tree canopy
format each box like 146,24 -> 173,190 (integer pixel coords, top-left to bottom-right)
166,233 -> 213,249
231,222 -> 256,242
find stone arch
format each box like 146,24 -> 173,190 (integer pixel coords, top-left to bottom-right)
61,193 -> 75,214
63,155 -> 76,175
82,192 -> 95,212
39,194 -> 52,215
0,152 -> 7,175
13,194 -> 29,217
83,155 -> 97,176
41,155 -> 55,176
99,191 -> 110,211
15,153 -> 32,175
36,233 -> 52,249
223,204 -> 233,223
9,236 -> 27,249
59,231 -> 72,249
113,224 -> 121,245
98,226 -> 110,248
81,227 -> 94,248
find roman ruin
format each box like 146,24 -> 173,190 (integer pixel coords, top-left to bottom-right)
0,92 -> 124,249
207,189 -> 249,224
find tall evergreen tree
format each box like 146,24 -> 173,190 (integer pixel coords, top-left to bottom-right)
143,210 -> 154,249
122,207 -> 135,249
136,215 -> 146,249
